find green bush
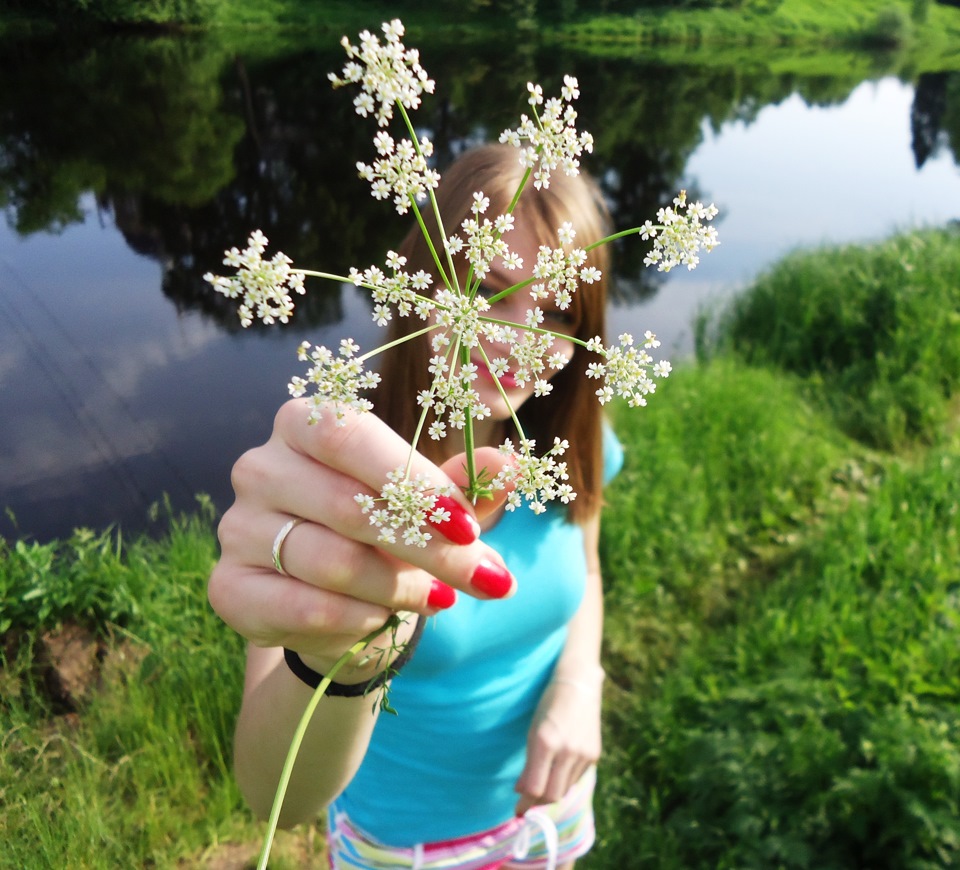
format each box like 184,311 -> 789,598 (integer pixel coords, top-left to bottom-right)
594,448 -> 960,869
701,228 -> 960,450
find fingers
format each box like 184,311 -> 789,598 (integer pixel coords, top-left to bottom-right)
209,399 -> 523,662
218,499 -> 457,616
514,716 -> 598,817
439,445 -> 515,526
208,559 -> 394,654
238,400 -> 518,600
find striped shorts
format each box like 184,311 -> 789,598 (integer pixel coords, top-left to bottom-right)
326,768 -> 596,870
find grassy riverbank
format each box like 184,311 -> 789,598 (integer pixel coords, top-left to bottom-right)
2,225 -> 959,866
4,0 -> 960,55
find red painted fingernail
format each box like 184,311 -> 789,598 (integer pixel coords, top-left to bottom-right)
470,559 -> 514,599
429,495 -> 480,545
427,579 -> 457,610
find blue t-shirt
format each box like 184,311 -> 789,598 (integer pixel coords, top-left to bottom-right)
332,426 -> 623,845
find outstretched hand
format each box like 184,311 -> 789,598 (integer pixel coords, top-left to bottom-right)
208,399 -> 514,678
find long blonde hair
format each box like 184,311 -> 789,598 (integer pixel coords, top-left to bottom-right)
375,144 -> 612,523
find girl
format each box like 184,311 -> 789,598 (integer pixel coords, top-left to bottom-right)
208,143 -> 622,870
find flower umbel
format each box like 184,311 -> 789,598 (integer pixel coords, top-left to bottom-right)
639,190 -> 720,272
204,230 -> 305,327
329,19 -> 435,127
288,339 -> 381,425
355,469 -> 455,548
499,76 -> 594,190
495,437 -> 575,515
358,131 -> 441,215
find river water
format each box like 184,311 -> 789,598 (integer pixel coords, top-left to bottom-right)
1,31 -> 958,541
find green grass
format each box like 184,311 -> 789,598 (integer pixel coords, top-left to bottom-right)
592,444 -> 960,869
2,224 -> 959,866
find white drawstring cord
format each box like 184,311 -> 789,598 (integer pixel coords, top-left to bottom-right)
412,842 -> 425,870
511,808 -> 559,870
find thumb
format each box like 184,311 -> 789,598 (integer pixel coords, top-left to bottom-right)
439,446 -> 514,525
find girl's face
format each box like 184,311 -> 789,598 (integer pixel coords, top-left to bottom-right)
466,222 -> 576,422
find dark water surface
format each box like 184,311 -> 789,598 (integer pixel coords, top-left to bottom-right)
1,30 -> 959,542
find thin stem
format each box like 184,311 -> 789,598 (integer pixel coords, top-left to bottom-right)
397,102 -> 458,292
358,323 -> 438,365
504,164 -> 534,217
294,268 -> 355,283
483,275 -> 538,305
584,224 -> 662,252
458,340 -> 478,496
475,343 -> 529,447
406,388 -> 436,479
410,198 -> 453,291
256,615 -> 403,870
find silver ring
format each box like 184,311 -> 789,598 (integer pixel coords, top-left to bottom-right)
272,517 -> 304,576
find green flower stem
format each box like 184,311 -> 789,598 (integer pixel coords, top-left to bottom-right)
475,343 -> 530,446
294,268 -> 355,283
398,102 -> 458,292
406,389 -> 436,479
478,313 -> 574,345
459,341 -> 480,499
357,323 -> 438,365
256,615 -> 402,870
410,198 -> 454,292
584,224 -> 663,252
483,276 -> 538,305
504,164 -> 534,217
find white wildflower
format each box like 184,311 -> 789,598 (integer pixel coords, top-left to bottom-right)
350,254 -> 435,324
499,79 -> 594,190
532,242 -> 592,311
642,190 -> 720,272
356,134 -> 441,214
204,231 -> 306,327
355,469 -> 455,548
329,20 -> 436,127
494,437 -> 577,514
584,333 -> 668,408
289,340 -> 381,424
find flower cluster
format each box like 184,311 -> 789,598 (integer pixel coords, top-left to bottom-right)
585,332 -> 671,407
204,230 -> 305,327
531,222 -> 595,310
288,338 -> 380,424
449,193 -> 522,281
639,190 -> 720,272
354,469 -> 454,547
358,131 -> 441,215
350,251 -> 435,326
494,437 -> 575,515
329,19 -> 434,127
206,20 -> 720,530
499,77 -> 594,190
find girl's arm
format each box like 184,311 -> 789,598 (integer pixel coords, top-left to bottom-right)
514,513 -> 605,816
232,630 -> 413,826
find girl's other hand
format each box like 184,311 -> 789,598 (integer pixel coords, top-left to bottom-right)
514,674 -> 603,817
